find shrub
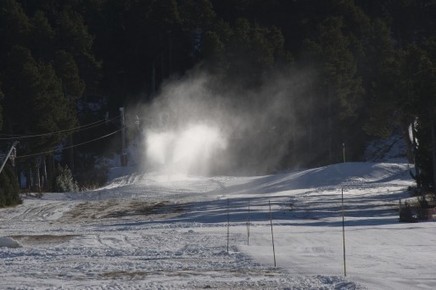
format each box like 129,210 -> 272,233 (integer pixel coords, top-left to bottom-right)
55,164 -> 79,192
399,201 -> 417,223
75,164 -> 108,190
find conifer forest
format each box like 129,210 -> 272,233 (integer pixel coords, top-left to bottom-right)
0,0 -> 435,203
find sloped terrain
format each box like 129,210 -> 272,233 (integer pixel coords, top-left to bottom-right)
1,162 -> 434,289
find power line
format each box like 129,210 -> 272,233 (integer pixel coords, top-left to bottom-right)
0,115 -> 121,141
16,129 -> 122,159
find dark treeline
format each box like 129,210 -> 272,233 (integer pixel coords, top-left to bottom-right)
0,0 -> 435,198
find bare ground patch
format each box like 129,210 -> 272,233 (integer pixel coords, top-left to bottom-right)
11,234 -> 79,246
60,199 -> 184,223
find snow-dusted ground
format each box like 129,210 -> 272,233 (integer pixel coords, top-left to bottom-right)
1,162 -> 435,289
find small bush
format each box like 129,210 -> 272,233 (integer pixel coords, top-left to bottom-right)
417,196 -> 430,220
55,164 -> 79,192
399,202 -> 417,223
75,165 -> 108,190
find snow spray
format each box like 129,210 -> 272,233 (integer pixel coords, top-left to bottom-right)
139,69 -> 313,176
145,123 -> 227,176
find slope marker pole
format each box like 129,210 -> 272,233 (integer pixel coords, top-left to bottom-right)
247,200 -> 251,246
269,200 -> 277,267
342,187 -> 347,277
227,198 -> 230,253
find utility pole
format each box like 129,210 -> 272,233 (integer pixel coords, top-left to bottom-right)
120,107 -> 127,166
0,141 -> 19,175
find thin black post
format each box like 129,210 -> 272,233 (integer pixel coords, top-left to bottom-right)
342,188 -> 347,276
227,198 -> 230,253
247,200 -> 251,246
269,200 -> 277,267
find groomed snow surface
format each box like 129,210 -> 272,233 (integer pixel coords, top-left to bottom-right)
1,162 -> 435,289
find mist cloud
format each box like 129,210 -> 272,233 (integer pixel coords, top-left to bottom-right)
138,68 -> 313,176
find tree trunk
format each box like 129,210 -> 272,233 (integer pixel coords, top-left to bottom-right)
328,85 -> 333,163
431,120 -> 436,189
34,158 -> 41,192
42,156 -> 47,190
69,135 -> 75,173
26,167 -> 32,190
47,155 -> 55,191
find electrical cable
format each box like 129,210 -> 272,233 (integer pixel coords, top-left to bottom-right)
9,114 -> 138,160
0,115 -> 121,140
16,128 -> 122,159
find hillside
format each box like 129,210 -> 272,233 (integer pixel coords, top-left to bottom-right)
1,162 -> 434,289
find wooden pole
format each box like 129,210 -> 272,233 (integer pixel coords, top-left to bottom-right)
247,200 -> 251,246
227,198 -> 230,253
342,188 -> 347,277
269,200 -> 277,267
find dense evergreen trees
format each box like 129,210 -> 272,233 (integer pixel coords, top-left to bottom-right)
0,0 -> 435,196
0,165 -> 21,207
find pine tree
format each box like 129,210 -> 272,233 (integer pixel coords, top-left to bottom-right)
2,46 -> 77,153
401,44 -> 436,189
0,165 -> 21,208
54,50 -> 85,100
54,164 -> 78,192
363,19 -> 402,138
303,16 -> 364,164
29,10 -> 55,61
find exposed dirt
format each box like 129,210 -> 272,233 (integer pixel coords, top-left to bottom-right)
11,234 -> 79,246
60,199 -> 185,222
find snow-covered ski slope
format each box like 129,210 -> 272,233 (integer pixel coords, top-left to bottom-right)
1,162 -> 435,289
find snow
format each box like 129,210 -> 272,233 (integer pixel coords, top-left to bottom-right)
0,236 -> 21,248
1,161 -> 435,289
